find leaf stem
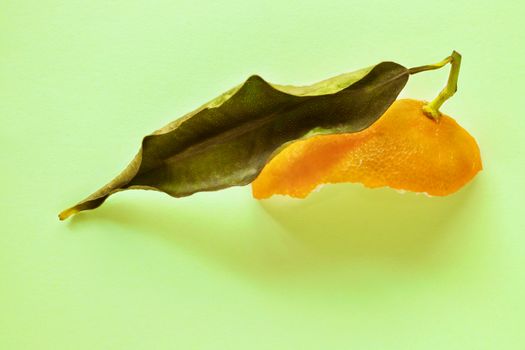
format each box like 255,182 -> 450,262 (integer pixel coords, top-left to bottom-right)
409,51 -> 462,121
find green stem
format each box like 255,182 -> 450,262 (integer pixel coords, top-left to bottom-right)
409,51 -> 462,121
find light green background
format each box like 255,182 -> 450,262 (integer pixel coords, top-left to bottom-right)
1,0 -> 524,349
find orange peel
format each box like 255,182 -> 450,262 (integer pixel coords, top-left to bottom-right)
252,99 -> 482,199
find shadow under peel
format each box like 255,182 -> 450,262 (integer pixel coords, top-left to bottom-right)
66,179 -> 478,287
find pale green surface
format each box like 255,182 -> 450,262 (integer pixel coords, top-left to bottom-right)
1,0 -> 524,349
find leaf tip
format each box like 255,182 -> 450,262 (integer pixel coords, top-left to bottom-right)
58,207 -> 79,221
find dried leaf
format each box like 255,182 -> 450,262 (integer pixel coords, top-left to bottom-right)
59,62 -> 408,220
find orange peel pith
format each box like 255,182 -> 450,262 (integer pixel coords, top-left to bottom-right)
251,99 -> 482,199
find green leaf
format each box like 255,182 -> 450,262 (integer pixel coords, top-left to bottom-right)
59,62 -> 409,220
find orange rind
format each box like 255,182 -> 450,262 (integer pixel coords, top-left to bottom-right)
252,99 -> 482,199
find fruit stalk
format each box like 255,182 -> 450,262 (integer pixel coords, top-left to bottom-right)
409,51 -> 462,121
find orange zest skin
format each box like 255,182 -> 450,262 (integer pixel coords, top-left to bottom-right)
252,99 -> 482,199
